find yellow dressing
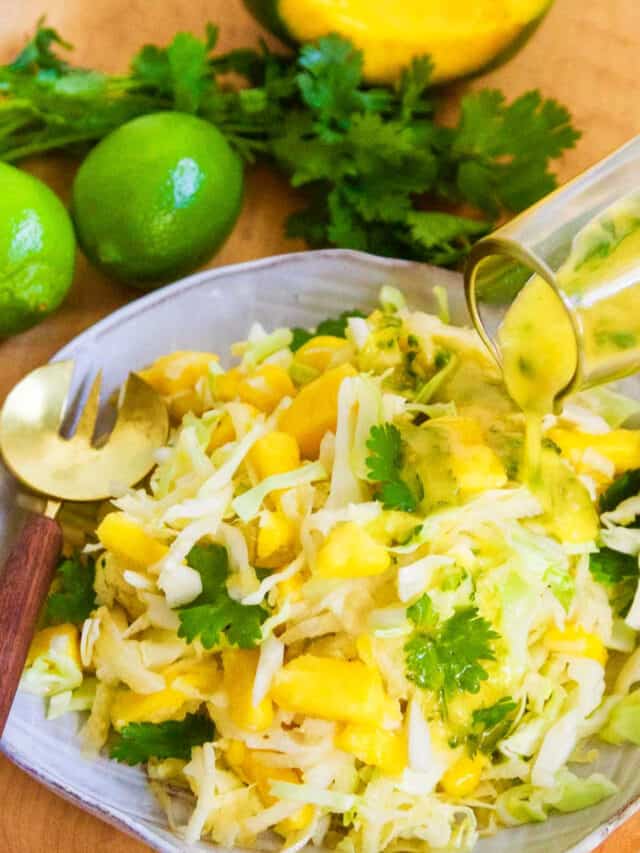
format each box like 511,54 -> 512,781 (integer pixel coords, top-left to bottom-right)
497,195 -> 640,483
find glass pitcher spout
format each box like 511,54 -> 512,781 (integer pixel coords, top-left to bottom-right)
465,135 -> 640,410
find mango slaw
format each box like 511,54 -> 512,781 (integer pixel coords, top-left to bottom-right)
21,286 -> 640,852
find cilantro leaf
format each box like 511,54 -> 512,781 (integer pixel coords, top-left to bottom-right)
451,89 -> 580,217
589,546 -> 639,616
290,309 -> 366,352
589,547 -> 639,586
9,17 -> 71,75
405,606 -> 500,714
177,544 -> 267,649
296,35 -> 391,140
472,696 -> 517,730
366,423 -> 403,482
110,713 -> 214,765
467,696 -> 517,756
599,469 -> 640,514
366,423 -> 420,511
407,593 -> 437,630
397,56 -> 435,122
46,554 -> 96,625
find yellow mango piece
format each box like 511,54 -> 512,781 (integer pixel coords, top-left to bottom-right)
164,659 -> 221,696
271,655 -> 388,724
97,512 -> 168,570
275,804 -> 315,836
440,753 -> 487,798
277,573 -> 304,602
249,431 -> 301,481
315,522 -> 391,579
335,723 -> 407,775
223,649 -> 274,732
279,363 -> 357,458
537,449 -> 599,544
225,738 -> 248,768
138,351 -> 217,396
111,686 -> 197,729
549,427 -> 640,475
544,621 -> 608,666
215,367 -> 243,402
26,623 -> 81,669
294,335 -> 352,373
256,511 -> 297,569
168,389 -> 204,421
207,413 -> 236,452
225,741 -> 312,833
110,659 -> 220,729
247,755 -> 298,804
436,416 -> 507,494
238,365 -> 296,413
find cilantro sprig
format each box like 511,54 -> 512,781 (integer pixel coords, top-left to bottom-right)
366,423 -> 421,512
110,713 -> 214,765
0,21 -> 579,267
46,553 -> 96,625
177,544 -> 267,649
404,594 -> 500,716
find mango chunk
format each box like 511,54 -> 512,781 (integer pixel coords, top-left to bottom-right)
271,655 -> 388,724
440,753 -> 486,798
279,363 -> 357,458
223,648 -> 274,732
97,512 -> 168,570
256,511 -> 297,569
335,722 -> 406,775
549,427 -> 640,475
238,365 -> 296,413
138,351 -> 217,396
26,623 -> 81,669
294,335 -> 352,373
544,621 -> 608,666
316,522 -> 391,579
249,431 -> 301,480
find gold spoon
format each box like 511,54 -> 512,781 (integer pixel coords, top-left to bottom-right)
0,361 -> 168,734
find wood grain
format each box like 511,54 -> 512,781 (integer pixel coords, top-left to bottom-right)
0,515 -> 62,735
0,0 -> 639,850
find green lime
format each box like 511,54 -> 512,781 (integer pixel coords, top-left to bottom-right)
72,112 -> 244,287
0,163 -> 75,337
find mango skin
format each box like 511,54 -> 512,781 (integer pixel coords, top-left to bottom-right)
243,0 -> 554,85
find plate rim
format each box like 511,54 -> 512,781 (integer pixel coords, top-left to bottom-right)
2,247 -> 639,853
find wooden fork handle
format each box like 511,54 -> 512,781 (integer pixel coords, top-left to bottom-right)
0,515 -> 62,737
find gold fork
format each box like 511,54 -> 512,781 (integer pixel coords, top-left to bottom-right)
0,361 -> 168,734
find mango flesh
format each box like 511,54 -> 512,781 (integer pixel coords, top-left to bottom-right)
246,0 -> 552,84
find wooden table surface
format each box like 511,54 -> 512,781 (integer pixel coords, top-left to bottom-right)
1,0 -> 640,850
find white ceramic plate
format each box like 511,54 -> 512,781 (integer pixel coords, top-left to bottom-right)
1,249 -> 639,853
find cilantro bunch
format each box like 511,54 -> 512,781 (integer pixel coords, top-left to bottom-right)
0,20 -> 579,267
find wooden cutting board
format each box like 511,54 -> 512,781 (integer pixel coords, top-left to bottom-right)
1,0 -> 640,850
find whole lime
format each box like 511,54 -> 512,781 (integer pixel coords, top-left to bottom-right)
72,112 -> 244,288
0,163 -> 75,337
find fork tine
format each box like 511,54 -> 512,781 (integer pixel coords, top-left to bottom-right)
73,371 -> 102,442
